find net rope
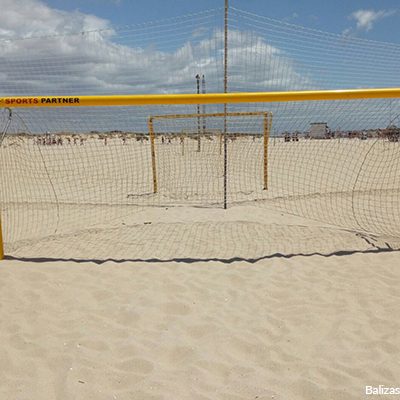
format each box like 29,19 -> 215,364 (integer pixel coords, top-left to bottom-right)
1,7 -> 400,259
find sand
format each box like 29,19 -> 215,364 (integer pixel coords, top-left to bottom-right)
1,250 -> 400,400
1,136 -> 400,399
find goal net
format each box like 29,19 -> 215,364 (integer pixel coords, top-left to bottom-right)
1,6 -> 400,259
1,92 -> 400,259
148,111 -> 271,206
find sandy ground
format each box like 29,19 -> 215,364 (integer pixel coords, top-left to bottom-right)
1,136 -> 400,399
1,250 -> 400,400
1,204 -> 400,400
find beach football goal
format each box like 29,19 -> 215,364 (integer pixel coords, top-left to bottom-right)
1,88 -> 400,259
148,111 -> 272,196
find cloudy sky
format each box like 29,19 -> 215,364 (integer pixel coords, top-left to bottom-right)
1,0 -> 399,96
0,0 -> 400,132
19,0 -> 400,43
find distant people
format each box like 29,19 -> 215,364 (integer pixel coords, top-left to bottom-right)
161,136 -> 165,144
73,137 -> 78,145
104,137 -> 108,146
80,138 -> 84,145
122,137 -> 126,145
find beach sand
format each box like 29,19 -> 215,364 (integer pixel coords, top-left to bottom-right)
1,136 -> 400,399
1,249 -> 399,400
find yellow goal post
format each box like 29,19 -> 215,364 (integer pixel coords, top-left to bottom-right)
148,111 -> 272,194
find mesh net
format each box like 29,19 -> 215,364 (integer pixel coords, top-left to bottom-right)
1,7 -> 400,259
1,6 -> 400,97
1,99 -> 400,259
148,111 -> 271,207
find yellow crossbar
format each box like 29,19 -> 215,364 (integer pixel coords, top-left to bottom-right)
148,111 -> 272,193
1,88 -> 400,108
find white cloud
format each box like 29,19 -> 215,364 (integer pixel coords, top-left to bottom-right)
0,0 -> 313,97
0,0 -> 111,39
349,9 -> 396,32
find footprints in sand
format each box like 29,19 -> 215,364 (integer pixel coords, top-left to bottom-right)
2,255 -> 399,399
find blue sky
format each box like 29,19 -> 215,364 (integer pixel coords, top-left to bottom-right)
1,0 -> 400,98
45,0 -> 400,43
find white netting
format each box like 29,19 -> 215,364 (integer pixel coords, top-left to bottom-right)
1,6 -> 400,98
1,7 -> 400,259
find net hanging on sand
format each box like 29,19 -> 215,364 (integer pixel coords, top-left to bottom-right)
1,7 -> 400,259
1,93 -> 400,259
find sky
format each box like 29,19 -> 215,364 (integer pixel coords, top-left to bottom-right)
36,0 -> 400,43
1,0 -> 400,43
0,0 -> 399,94
1,0 -> 400,132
